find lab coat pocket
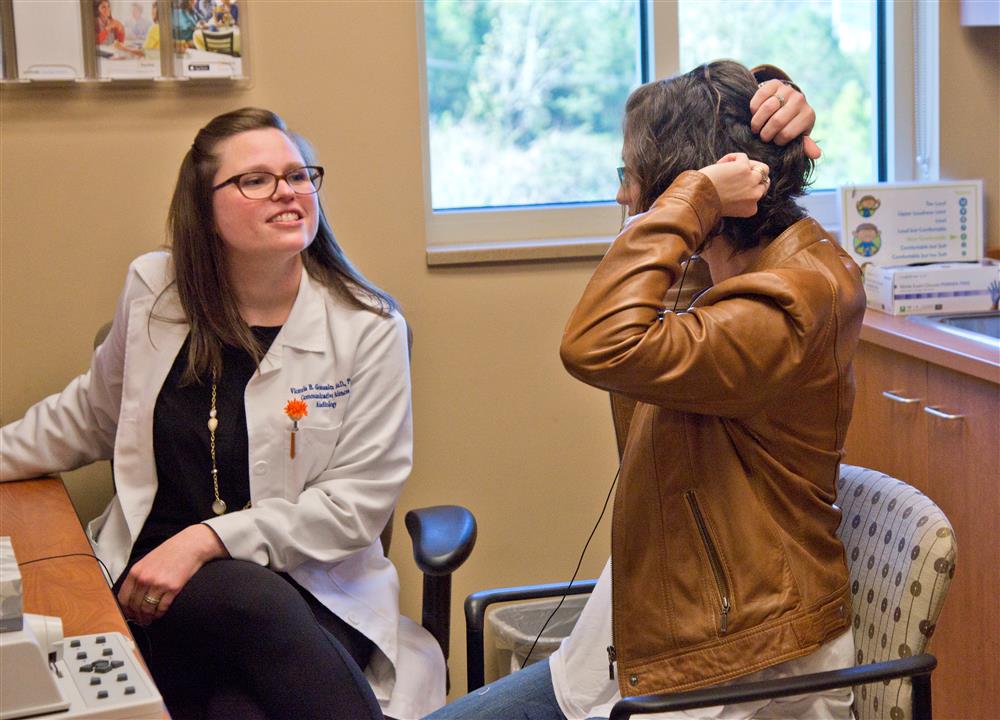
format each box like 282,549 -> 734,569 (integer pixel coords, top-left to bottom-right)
284,423 -> 343,495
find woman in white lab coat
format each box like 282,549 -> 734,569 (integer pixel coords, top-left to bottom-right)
0,107 -> 441,720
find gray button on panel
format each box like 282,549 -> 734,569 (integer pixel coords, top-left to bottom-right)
97,690 -> 109,699
117,673 -> 128,682
90,677 -> 101,686
125,687 -> 136,695
102,648 -> 114,656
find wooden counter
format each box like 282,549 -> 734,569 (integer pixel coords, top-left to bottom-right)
0,478 -> 132,637
845,309 -> 999,719
0,477 -> 169,719
859,309 -> 999,385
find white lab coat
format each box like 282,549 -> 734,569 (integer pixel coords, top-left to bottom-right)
0,251 -> 445,719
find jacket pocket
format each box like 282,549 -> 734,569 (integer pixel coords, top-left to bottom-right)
685,491 -> 732,635
284,423 -> 343,496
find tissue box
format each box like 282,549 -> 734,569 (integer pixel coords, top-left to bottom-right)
864,260 -> 1000,316
839,180 -> 983,266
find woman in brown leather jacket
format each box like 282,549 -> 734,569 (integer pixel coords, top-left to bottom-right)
430,61 -> 863,720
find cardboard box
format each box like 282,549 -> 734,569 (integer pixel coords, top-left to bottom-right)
838,181 -> 983,267
864,260 -> 1000,316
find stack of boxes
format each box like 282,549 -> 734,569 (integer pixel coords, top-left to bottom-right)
837,180 -> 999,315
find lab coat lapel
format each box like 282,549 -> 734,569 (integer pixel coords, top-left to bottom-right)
256,267 -> 328,376
114,289 -> 188,543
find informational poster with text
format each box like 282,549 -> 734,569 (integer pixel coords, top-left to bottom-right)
838,180 -> 983,267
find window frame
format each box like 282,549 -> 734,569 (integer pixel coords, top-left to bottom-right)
418,0 -> 936,266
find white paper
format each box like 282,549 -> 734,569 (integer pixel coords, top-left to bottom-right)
12,0 -> 85,80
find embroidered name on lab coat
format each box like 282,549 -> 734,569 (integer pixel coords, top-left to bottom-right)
289,379 -> 351,409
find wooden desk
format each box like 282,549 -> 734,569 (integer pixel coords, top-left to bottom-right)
0,478 -> 130,637
0,477 -> 169,718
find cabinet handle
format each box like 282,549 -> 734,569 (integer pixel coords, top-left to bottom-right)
882,390 -> 921,404
923,406 -> 965,421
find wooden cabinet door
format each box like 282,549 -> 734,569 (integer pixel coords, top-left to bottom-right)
844,342 -> 929,490
923,365 -> 1000,720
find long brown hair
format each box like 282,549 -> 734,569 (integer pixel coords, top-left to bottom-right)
164,107 -> 397,384
622,60 -> 813,252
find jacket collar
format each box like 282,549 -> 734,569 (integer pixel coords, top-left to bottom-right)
746,217 -> 829,272
269,268 -> 328,344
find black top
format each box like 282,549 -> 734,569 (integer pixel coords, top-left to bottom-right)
127,326 -> 281,566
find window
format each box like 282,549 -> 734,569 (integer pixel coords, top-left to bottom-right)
424,1 -> 643,210
676,0 -> 878,192
419,0 -> 931,265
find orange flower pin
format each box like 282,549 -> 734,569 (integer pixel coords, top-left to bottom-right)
284,399 -> 308,458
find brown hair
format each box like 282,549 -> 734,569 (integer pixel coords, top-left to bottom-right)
164,107 -> 397,384
622,60 -> 813,252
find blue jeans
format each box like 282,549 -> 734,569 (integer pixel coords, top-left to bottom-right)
424,659 -> 606,720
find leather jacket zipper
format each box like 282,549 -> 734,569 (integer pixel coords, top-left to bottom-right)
685,491 -> 732,634
607,645 -> 616,680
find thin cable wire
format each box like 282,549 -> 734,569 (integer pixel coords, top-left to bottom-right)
519,465 -> 621,670
18,551 -> 156,661
18,551 -> 114,585
518,240 -> 705,669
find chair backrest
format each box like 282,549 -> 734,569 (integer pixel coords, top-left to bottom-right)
836,464 -> 956,720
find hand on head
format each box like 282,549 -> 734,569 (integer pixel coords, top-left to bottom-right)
698,153 -> 770,218
750,79 -> 821,160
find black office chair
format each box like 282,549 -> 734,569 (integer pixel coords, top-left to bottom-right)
94,321 -> 477,688
466,394 -> 955,720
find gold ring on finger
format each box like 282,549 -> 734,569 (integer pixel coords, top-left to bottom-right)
774,92 -> 786,108
143,594 -> 161,606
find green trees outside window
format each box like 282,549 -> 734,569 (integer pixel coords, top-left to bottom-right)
424,0 -> 875,211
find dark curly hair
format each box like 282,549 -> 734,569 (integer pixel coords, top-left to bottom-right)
622,60 -> 813,252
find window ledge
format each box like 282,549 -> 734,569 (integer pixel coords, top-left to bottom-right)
426,236 -> 613,266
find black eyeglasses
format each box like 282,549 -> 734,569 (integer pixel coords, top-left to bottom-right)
212,166 -> 325,199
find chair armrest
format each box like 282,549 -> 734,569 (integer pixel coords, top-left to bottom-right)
609,653 -> 937,720
404,505 -> 477,577
465,579 -> 597,692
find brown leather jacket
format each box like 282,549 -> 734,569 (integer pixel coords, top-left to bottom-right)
561,171 -> 865,696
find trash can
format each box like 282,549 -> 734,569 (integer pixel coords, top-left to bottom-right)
488,594 -> 588,678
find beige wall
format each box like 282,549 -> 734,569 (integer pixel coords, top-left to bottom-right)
1,1 -> 997,698
938,1 -> 1000,250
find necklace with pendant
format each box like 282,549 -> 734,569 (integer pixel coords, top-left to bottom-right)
208,376 -> 227,515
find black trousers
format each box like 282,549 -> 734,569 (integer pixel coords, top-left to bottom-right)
120,559 -> 383,720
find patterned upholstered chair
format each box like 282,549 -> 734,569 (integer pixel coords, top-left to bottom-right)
609,464 -> 957,720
